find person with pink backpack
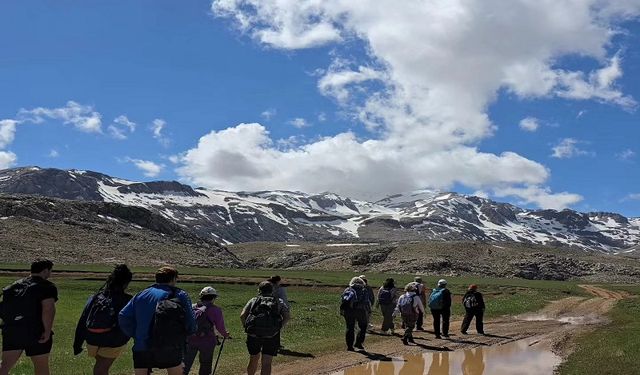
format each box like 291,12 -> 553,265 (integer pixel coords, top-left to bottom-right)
183,287 -> 230,375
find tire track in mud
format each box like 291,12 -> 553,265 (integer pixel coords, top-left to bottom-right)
272,285 -> 629,375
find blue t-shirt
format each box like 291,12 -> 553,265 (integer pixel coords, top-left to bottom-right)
118,284 -> 196,351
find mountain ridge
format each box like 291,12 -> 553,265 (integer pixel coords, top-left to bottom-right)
0,166 -> 638,253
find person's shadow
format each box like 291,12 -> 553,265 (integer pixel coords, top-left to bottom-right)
278,348 -> 315,358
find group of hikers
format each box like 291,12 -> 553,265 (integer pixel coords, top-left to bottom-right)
0,260 -> 485,375
340,275 -> 485,350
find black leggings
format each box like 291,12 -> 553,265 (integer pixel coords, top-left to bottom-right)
344,309 -> 368,347
430,308 -> 451,336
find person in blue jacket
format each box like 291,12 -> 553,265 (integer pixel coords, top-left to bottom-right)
118,266 -> 196,375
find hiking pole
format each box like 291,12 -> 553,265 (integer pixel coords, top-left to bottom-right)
212,336 -> 227,375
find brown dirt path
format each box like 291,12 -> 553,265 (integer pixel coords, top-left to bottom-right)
271,285 -> 625,375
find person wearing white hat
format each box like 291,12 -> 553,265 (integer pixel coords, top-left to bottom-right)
184,286 -> 230,375
428,279 -> 452,339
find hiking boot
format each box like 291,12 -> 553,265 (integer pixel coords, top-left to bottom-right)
347,346 -> 355,352
442,334 -> 450,338
435,335 -> 442,339
479,332 -> 486,335
461,331 -> 468,335
354,343 -> 365,351
408,337 -> 416,344
390,329 -> 396,335
402,338 -> 409,345
416,327 -> 425,331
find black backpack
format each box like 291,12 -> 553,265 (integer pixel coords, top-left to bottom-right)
0,278 -> 41,341
193,303 -> 214,338
86,291 -> 117,333
148,288 -> 187,349
244,296 -> 281,338
340,286 -> 368,311
463,293 -> 479,309
378,288 -> 393,305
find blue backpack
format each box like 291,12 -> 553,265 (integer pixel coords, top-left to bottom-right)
428,288 -> 445,310
340,286 -> 368,311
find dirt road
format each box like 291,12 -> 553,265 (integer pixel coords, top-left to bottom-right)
272,285 -> 625,375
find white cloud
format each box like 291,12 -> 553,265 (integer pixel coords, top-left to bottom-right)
200,0 -> 640,208
261,109 -> 277,121
126,158 -> 164,177
108,115 -> 137,140
0,151 -> 17,169
17,101 -> 102,133
519,117 -> 540,132
176,123 -> 549,199
551,138 -> 591,159
625,193 -> 640,201
48,149 -> 59,158
616,149 -> 636,161
288,118 -> 310,128
317,112 -> 327,122
0,120 -> 18,149
493,186 -> 583,210
150,119 -> 170,147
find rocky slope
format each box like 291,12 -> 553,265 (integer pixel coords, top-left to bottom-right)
0,194 -> 241,267
0,167 -> 638,253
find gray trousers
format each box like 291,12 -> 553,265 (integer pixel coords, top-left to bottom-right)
183,344 -> 215,375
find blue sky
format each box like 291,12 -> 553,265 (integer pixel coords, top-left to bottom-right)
1,1 -> 639,216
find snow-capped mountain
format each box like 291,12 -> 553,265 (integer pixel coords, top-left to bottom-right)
0,167 -> 638,252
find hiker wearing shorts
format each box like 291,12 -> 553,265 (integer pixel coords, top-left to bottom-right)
268,275 -> 289,350
241,281 -> 290,375
394,283 -> 425,345
119,267 -> 196,375
376,278 -> 397,334
184,287 -> 230,375
74,264 -> 133,375
0,259 -> 58,375
461,284 -> 486,335
412,277 -> 427,331
340,277 -> 371,351
428,279 -> 452,339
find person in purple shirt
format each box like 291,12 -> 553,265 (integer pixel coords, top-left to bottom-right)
118,267 -> 196,375
183,286 -> 230,375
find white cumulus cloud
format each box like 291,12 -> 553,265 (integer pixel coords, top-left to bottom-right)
196,0 -> 640,208
551,138 -> 591,159
261,109 -> 277,121
126,158 -> 164,177
108,115 -> 137,140
288,118 -> 310,128
0,151 -> 17,169
0,120 -> 18,149
150,119 -> 170,147
519,117 -> 540,132
616,149 -> 636,161
17,101 -> 102,133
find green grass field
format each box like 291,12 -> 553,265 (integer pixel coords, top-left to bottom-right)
0,267 -> 586,375
557,285 -> 640,375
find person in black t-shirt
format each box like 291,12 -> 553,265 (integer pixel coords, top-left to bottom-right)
0,259 -> 58,375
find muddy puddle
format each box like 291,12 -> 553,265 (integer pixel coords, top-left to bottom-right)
332,339 -> 560,375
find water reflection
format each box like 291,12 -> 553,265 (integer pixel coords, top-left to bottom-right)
333,339 -> 559,375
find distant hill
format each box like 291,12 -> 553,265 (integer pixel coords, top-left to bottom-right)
0,166 -> 638,253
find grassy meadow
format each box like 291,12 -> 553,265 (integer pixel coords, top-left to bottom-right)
557,285 -> 640,375
0,266 -> 586,375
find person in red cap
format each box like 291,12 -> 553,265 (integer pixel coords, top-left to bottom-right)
461,284 -> 485,335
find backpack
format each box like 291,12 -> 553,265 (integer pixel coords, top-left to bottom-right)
193,304 -> 214,338
399,294 -> 417,319
148,287 -> 187,349
244,296 -> 282,338
463,293 -> 479,309
428,288 -> 445,310
378,288 -> 393,306
0,278 -> 41,342
340,286 -> 368,311
414,282 -> 424,296
86,291 -> 118,333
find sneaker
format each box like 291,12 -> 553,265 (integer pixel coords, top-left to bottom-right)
435,335 -> 442,339
347,346 -> 355,352
354,343 -> 365,350
461,331 -> 468,335
416,327 -> 425,331
408,338 -> 416,344
442,334 -> 450,338
402,338 -> 409,345
479,332 -> 486,335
